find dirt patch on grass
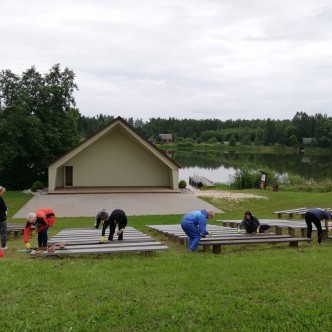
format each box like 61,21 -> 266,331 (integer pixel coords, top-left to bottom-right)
193,190 -> 268,201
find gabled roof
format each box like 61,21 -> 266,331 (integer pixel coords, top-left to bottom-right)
159,134 -> 173,139
49,116 -> 181,169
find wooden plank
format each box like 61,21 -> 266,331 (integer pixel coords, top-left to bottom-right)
200,237 -> 310,254
42,227 -> 166,257
48,238 -> 156,246
54,241 -> 164,250
273,208 -> 308,214
50,234 -> 150,241
273,208 -> 309,219
30,245 -> 168,257
199,234 -> 292,242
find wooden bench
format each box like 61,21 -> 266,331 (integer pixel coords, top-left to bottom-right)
216,219 -> 329,239
200,237 -> 310,254
147,224 -> 239,245
48,237 -> 157,246
272,207 -> 332,219
6,223 -> 26,236
30,243 -> 168,258
273,208 -> 309,219
35,227 -> 168,257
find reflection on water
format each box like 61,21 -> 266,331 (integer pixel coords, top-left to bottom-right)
179,166 -> 236,184
170,150 -> 332,184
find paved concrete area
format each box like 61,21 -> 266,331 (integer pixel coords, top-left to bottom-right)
13,193 -> 223,218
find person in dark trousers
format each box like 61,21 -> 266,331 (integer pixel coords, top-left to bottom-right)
100,209 -> 128,243
24,208 -> 56,249
181,210 -> 214,251
94,209 -> 109,229
237,211 -> 270,234
0,186 -> 8,250
304,208 -> 330,243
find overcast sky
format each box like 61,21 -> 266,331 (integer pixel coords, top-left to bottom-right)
1,0 -> 332,121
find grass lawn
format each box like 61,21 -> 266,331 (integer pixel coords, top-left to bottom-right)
1,190 -> 332,332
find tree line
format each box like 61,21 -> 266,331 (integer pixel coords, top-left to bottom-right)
1,65 -> 331,189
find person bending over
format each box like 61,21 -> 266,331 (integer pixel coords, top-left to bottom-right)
180,209 -> 214,251
304,208 -> 330,244
100,209 -> 127,243
94,209 -> 109,229
24,208 -> 55,249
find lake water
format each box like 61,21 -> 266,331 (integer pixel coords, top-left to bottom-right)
179,166 -> 236,184
169,150 -> 332,185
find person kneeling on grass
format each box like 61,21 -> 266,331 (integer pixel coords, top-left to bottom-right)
99,209 -> 127,243
237,211 -> 270,234
180,209 -> 214,252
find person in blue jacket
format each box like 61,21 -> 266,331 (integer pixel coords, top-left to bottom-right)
304,208 -> 330,243
181,210 -> 214,251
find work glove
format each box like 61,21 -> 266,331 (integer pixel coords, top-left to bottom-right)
94,223 -> 98,229
237,228 -> 241,234
25,242 -> 31,249
117,229 -> 124,236
208,231 -> 213,236
31,229 -> 36,235
99,236 -> 105,244
257,228 -> 260,233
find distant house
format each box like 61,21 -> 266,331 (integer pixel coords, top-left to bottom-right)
303,137 -> 314,145
159,134 -> 173,144
48,117 -> 181,192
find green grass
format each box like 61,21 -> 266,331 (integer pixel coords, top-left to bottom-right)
1,190 -> 332,331
199,187 -> 332,220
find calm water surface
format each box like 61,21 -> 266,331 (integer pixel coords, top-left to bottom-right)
170,150 -> 332,184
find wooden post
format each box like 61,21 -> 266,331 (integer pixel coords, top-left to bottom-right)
202,244 -> 210,252
212,244 -> 221,254
275,226 -> 283,235
288,227 -> 295,237
178,237 -> 186,245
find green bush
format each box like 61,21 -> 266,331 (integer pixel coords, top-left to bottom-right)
229,168 -> 261,189
229,167 -> 279,190
179,180 -> 187,189
31,181 -> 44,192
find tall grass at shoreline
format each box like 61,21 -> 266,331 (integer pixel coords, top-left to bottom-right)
1,190 -> 332,331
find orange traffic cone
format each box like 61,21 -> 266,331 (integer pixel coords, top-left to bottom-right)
0,248 -> 4,258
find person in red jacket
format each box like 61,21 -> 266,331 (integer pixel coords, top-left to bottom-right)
24,208 -> 55,249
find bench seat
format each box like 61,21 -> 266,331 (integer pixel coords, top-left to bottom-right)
36,226 -> 168,257
273,208 -> 309,219
30,244 -> 168,257
216,219 -> 328,238
200,237 -> 310,254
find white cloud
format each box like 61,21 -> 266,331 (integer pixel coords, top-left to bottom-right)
1,0 -> 332,121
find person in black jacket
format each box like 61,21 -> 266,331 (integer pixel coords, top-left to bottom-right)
237,211 -> 270,234
0,186 -> 8,250
99,209 -> 128,243
304,208 -> 330,243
